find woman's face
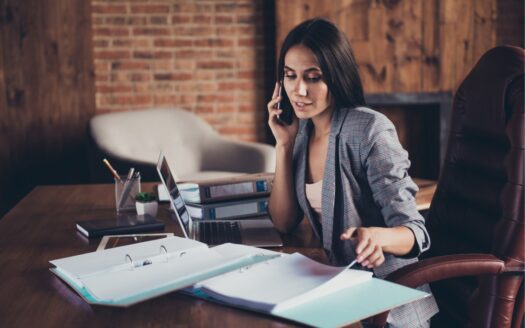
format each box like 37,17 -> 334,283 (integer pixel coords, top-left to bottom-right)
283,45 -> 332,120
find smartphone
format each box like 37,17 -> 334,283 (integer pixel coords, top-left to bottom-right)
276,80 -> 293,125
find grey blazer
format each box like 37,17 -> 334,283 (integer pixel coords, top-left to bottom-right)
292,107 -> 438,327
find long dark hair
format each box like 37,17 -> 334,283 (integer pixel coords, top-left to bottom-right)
277,18 -> 366,109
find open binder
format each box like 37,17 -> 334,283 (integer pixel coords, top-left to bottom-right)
50,236 -> 430,327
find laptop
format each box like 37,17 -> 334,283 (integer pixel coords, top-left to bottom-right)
156,153 -> 283,247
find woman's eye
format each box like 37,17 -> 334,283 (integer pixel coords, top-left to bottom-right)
306,76 -> 322,82
284,74 -> 296,80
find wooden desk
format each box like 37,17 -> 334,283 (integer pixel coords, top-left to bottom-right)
0,184 -> 332,328
0,182 -> 435,327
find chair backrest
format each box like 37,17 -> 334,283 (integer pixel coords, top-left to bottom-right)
425,46 -> 524,327
89,108 -> 217,179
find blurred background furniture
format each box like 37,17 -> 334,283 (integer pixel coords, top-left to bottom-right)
88,108 -> 276,182
369,46 -> 524,327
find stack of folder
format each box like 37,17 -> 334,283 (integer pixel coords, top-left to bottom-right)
177,173 -> 274,221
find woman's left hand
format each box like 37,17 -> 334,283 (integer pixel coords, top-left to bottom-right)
340,227 -> 385,269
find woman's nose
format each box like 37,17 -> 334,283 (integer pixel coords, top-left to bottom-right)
293,78 -> 308,97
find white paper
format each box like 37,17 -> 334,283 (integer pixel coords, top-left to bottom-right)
50,236 -> 207,279
198,253 -> 373,313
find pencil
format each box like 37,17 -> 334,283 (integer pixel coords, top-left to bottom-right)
102,158 -> 121,181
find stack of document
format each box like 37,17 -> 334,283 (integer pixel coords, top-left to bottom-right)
185,197 -> 268,220
170,173 -> 274,220
177,173 -> 274,204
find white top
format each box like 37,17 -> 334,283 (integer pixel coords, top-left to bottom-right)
305,180 -> 323,222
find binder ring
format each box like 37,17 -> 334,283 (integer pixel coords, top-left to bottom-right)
125,254 -> 134,270
160,245 -> 169,262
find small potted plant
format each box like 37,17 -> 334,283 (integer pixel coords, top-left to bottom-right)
135,191 -> 158,216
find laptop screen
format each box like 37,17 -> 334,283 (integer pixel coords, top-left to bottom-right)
156,153 -> 192,238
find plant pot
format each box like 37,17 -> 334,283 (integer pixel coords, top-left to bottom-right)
135,201 -> 158,217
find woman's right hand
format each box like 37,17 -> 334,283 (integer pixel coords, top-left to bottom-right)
267,82 -> 299,148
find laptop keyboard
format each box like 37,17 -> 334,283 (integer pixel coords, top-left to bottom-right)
199,221 -> 242,245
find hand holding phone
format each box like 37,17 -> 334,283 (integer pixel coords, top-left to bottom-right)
275,80 -> 294,125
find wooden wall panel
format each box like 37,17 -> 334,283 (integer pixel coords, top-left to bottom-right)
0,0 -> 95,217
275,0 -> 501,93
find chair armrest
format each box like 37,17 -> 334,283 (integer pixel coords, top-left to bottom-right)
386,253 -> 505,287
367,254 -> 506,327
202,137 -> 276,173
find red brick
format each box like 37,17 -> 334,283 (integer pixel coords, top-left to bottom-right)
94,61 -> 108,71
112,39 -> 151,47
194,38 -> 234,47
133,27 -> 171,36
215,50 -> 235,58
92,4 -> 127,14
154,94 -> 195,105
93,39 -> 109,47
133,51 -> 173,59
215,26 -> 236,35
100,94 -> 152,106
218,126 -> 254,135
239,104 -> 253,112
94,50 -> 131,60
93,27 -> 129,37
194,105 -> 214,113
130,4 -> 170,14
197,94 -> 234,103
194,3 -> 213,12
153,73 -> 192,81
95,74 -> 109,82
150,16 -> 168,25
104,16 -> 148,25
150,61 -> 173,70
92,17 -> 104,25
150,83 -> 175,93
197,61 -> 234,69
215,3 -> 237,13
237,70 -> 257,79
154,39 -> 193,47
173,26 -> 213,36
237,14 -> 258,24
175,49 -> 212,59
96,84 -> 134,93
216,15 -> 234,24
236,113 -> 257,124
193,15 -> 212,24
216,71 -> 235,79
217,104 -> 235,113
172,3 -> 196,12
111,61 -> 151,70
237,38 -> 263,47
171,15 -> 192,24
174,60 -> 196,70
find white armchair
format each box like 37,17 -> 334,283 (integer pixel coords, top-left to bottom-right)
88,108 -> 275,182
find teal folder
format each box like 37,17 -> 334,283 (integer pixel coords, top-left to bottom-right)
190,275 -> 428,328
50,236 -> 428,327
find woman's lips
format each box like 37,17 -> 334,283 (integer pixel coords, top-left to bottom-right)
293,101 -> 312,110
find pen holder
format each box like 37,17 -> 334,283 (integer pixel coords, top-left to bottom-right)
115,175 -> 141,213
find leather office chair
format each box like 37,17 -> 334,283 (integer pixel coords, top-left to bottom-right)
369,46 -> 524,327
88,108 -> 275,182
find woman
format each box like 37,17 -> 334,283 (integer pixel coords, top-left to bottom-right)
267,18 -> 438,327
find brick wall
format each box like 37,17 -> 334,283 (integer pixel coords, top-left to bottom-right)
91,0 -> 274,142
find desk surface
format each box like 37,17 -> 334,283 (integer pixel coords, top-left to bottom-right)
0,183 -> 331,328
0,182 -> 435,328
